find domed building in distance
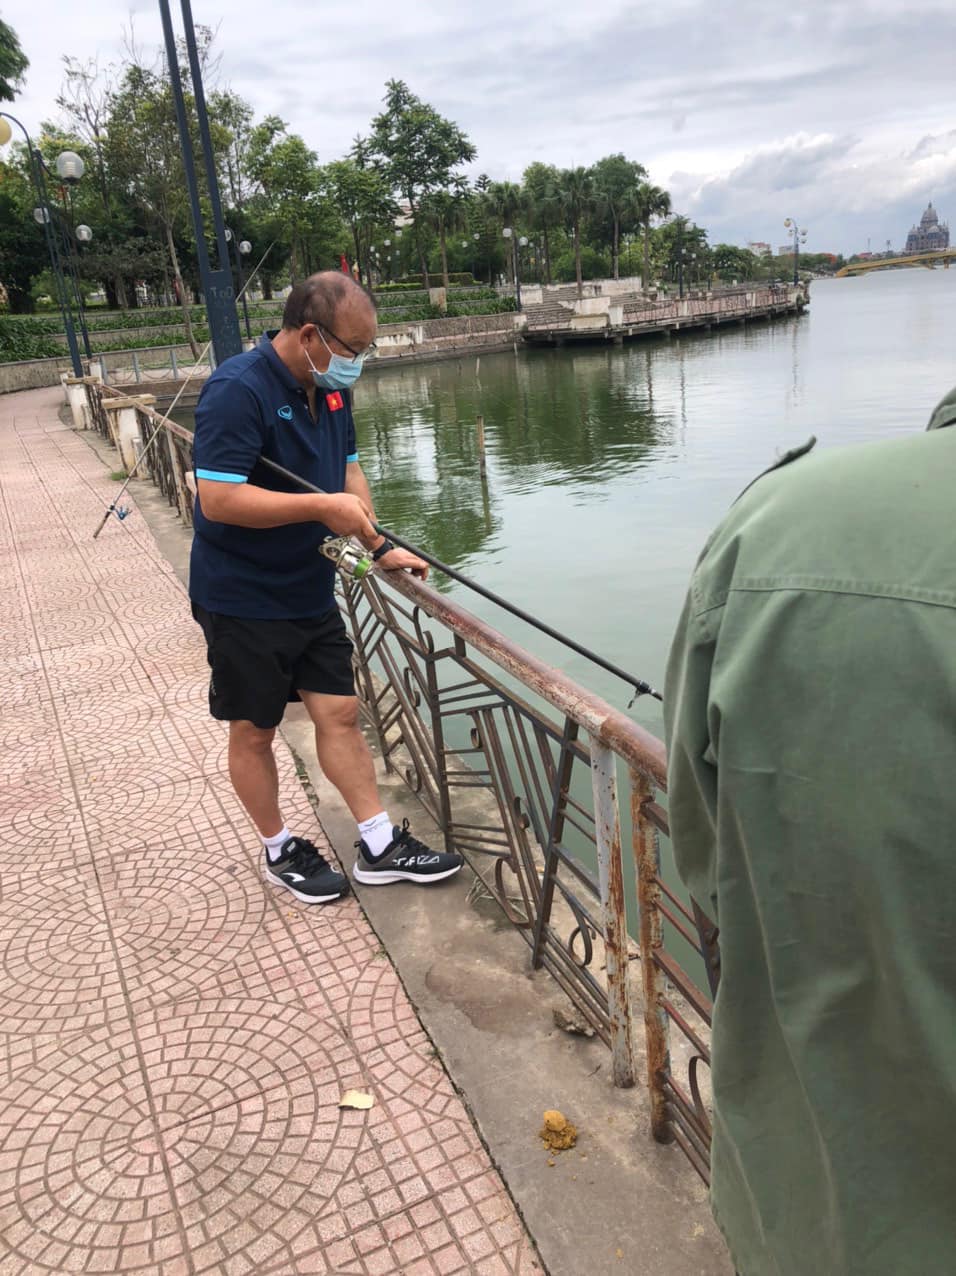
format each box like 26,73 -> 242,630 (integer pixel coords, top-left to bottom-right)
905,203 -> 950,254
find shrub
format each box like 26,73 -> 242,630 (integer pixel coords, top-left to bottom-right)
552,247 -> 612,283
397,272 -> 476,287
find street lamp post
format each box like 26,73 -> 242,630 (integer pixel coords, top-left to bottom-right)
224,228 -> 253,340
783,218 -> 808,286
0,113 -> 83,375
472,231 -> 479,282
502,228 -> 528,310
54,150 -> 93,359
383,238 -> 391,284
677,222 -> 685,299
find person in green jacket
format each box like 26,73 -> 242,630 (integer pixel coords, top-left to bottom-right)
664,385 -> 956,1276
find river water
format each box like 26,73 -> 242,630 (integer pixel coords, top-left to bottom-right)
354,269 -> 956,740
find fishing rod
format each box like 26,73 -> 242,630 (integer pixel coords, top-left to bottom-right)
92,242 -> 275,540
258,455 -> 663,703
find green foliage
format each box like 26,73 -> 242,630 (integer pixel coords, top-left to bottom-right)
0,318 -> 62,360
444,297 -> 516,317
400,272 -> 476,287
375,289 -> 430,308
552,246 -> 610,283
373,282 -> 426,294
325,157 -> 399,287
362,79 -> 476,280
0,17 -> 28,101
89,329 -> 210,353
592,155 -> 647,277
0,163 -> 52,314
712,244 -> 761,281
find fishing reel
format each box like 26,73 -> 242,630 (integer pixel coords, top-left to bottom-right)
319,535 -> 373,581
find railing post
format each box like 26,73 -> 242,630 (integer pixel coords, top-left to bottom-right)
164,427 -> 193,523
631,769 -> 673,1141
589,736 -> 635,1088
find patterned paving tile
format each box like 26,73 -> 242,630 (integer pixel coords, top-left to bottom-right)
0,389 -> 539,1276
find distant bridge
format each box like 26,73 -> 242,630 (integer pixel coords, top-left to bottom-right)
836,248 -> 956,277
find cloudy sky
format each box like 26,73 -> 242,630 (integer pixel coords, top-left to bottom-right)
6,0 -> 955,254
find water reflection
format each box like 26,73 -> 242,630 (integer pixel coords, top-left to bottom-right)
355,345 -> 680,576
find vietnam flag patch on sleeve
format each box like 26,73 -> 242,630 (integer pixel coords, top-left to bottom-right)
325,391 -> 344,412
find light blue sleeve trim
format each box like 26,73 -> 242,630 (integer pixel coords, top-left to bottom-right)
346,452 -> 359,463
195,468 -> 248,483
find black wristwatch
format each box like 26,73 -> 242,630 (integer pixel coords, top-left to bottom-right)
371,537 -> 395,562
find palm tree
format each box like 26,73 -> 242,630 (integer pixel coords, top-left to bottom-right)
522,162 -> 561,285
592,155 -> 647,280
558,166 -> 595,297
485,181 -> 524,281
632,183 -> 671,292
421,179 -> 470,290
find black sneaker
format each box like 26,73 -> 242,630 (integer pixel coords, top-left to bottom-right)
353,819 -> 463,886
263,836 -> 349,904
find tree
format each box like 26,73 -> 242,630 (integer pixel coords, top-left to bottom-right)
484,181 -> 523,281
421,179 -> 470,290
0,18 -> 28,102
592,154 -> 647,280
656,215 -> 709,290
210,89 -> 256,213
107,61 -> 200,348
632,183 -> 671,291
523,162 -> 561,284
54,57 -> 151,308
712,244 -> 759,282
558,166 -> 595,297
246,118 -> 329,281
0,159 -> 48,311
363,80 -> 476,285
325,157 -> 398,287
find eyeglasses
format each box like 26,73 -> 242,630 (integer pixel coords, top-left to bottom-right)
315,324 -> 378,364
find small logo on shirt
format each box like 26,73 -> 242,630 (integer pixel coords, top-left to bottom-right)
325,391 -> 344,412
277,404 -> 293,420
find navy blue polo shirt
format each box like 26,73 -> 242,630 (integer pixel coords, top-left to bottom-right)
189,332 -> 358,619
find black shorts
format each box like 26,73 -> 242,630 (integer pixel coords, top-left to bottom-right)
191,602 -> 356,729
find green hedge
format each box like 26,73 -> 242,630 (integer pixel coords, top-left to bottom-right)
375,290 -> 429,309
0,319 -> 63,361
398,272 -> 477,287
90,330 -> 211,354
377,305 -> 439,324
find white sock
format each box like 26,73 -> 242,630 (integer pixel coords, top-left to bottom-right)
358,811 -> 394,860
262,826 -> 292,863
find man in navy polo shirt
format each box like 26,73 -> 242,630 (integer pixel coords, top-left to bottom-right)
191,272 -> 463,903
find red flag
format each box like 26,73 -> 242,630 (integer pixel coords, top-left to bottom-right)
339,254 -> 350,275
325,391 -> 344,412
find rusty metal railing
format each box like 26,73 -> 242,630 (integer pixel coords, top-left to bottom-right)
80,380 -> 720,1184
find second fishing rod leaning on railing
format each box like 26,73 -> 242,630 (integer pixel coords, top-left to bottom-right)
80,376 -> 721,1185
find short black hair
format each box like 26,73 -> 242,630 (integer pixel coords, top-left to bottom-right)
281,272 -> 377,331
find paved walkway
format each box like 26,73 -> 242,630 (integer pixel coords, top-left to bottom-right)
0,388 -> 540,1276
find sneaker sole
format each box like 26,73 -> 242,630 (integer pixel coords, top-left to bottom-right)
263,869 -> 348,904
352,863 -> 463,886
